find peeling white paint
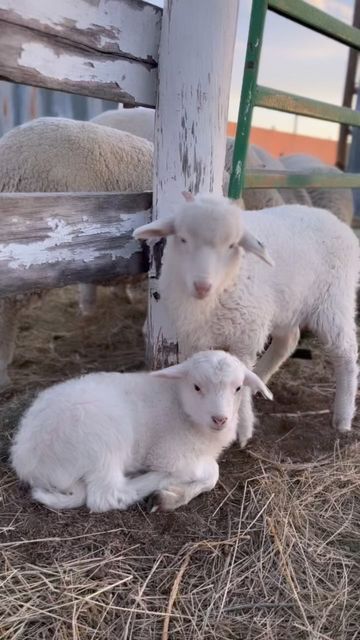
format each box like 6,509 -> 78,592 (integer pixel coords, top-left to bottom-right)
0,0 -> 161,59
0,211 -> 146,269
149,0 -> 239,367
18,42 -> 156,104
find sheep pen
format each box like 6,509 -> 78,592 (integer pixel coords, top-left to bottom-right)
0,282 -> 359,640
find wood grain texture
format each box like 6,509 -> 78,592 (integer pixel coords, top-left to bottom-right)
147,0 -> 239,369
0,192 -> 151,297
0,0 -> 161,105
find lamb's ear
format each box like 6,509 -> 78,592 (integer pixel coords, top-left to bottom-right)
243,369 -> 273,400
239,230 -> 274,267
133,217 -> 175,240
151,362 -> 187,379
181,191 -> 195,203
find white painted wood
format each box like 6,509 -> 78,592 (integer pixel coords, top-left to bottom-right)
0,0 -> 162,61
147,0 -> 239,369
0,192 -> 151,297
0,0 -> 161,105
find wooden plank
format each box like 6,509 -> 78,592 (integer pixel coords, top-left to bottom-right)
268,0 -> 360,50
255,85 -> 360,127
0,0 -> 161,105
0,192 -> 151,297
148,0 -> 239,368
0,0 -> 162,60
244,170 -> 360,189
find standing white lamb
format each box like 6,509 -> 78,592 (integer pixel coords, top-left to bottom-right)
0,116 -> 154,385
10,350 -> 272,512
134,192 -> 359,447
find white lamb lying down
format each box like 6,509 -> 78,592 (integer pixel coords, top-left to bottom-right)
10,350 -> 272,513
134,192 -> 359,446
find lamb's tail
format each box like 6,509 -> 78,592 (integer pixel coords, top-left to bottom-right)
32,481 -> 86,510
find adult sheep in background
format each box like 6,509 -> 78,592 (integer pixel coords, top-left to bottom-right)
250,144 -> 312,207
135,193 -> 359,448
225,139 -> 282,209
92,109 -> 352,226
92,108 -> 285,209
281,153 -> 354,226
0,116 -> 153,386
91,106 -> 155,143
11,350 -> 272,512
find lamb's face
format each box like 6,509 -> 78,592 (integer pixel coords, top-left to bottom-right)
152,350 -> 273,434
133,193 -> 274,302
178,352 -> 244,432
171,199 -> 245,299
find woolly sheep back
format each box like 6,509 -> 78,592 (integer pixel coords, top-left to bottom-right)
0,117 -> 153,193
91,107 -> 155,143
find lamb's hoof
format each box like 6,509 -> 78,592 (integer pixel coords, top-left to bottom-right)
149,486 -> 184,512
333,416 -> 352,433
237,432 -> 251,449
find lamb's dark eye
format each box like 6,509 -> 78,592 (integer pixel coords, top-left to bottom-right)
235,386 -> 242,392
229,243 -> 235,250
194,384 -> 201,392
180,237 -> 187,244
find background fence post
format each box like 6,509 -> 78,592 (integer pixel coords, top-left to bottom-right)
147,0 -> 239,369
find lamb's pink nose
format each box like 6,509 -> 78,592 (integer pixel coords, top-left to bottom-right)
194,281 -> 212,298
211,415 -> 228,427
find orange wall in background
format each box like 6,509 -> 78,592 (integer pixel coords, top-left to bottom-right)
227,123 -> 337,165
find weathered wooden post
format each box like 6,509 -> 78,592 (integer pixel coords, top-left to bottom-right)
147,0 -> 239,369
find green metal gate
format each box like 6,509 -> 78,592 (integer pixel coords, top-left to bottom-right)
228,0 -> 360,200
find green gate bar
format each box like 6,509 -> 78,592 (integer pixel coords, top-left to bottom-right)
228,0 -> 267,199
255,86 -> 360,127
245,170 -> 360,190
269,0 -> 360,48
228,0 -> 360,201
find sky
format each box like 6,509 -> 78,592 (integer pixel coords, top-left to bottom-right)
149,0 -> 355,140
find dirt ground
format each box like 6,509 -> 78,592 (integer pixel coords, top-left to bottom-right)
0,286 -> 359,639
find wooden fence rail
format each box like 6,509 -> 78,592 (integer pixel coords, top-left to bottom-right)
0,0 -> 161,105
0,192 -> 151,297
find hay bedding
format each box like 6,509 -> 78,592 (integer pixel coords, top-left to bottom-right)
0,285 -> 359,639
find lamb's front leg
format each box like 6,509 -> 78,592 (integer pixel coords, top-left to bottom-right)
123,471 -> 170,507
255,327 -> 300,384
232,348 -> 259,449
237,386 -> 255,449
86,466 -> 169,512
150,459 -> 219,512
